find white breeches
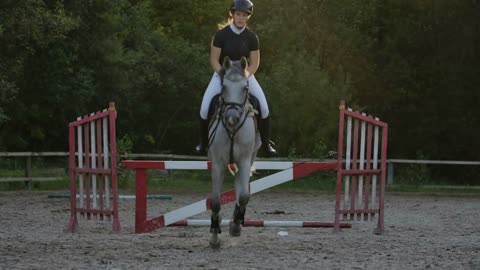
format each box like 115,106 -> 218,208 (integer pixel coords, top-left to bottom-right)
200,72 -> 270,120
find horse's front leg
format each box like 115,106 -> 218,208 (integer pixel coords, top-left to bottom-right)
229,160 -> 251,237
210,162 -> 224,249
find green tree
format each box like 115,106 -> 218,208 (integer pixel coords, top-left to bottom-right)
0,0 -> 479,175
0,0 -> 77,150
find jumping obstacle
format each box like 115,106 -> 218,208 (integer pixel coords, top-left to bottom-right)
335,100 -> 388,234
120,100 -> 388,234
66,100 -> 388,234
121,160 -> 352,233
65,102 -> 121,233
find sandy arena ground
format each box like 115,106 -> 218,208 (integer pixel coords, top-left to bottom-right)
0,190 -> 479,270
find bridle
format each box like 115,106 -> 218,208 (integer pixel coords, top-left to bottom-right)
209,75 -> 256,166
220,78 -> 250,135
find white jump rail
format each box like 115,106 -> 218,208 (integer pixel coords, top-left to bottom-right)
170,220 -> 352,228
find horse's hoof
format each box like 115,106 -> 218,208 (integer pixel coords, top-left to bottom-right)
210,235 -> 221,249
229,221 -> 241,237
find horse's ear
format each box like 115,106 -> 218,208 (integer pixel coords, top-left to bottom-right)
223,56 -> 231,69
240,57 -> 248,70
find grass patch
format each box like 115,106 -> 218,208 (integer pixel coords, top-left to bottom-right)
387,184 -> 480,193
1,167 -> 479,195
5,169 -> 337,193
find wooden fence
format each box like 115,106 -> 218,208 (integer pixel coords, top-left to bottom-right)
1,152 -> 479,188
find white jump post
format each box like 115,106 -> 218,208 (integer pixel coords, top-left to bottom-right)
76,116 -> 84,211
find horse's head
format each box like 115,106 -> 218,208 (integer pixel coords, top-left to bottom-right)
221,56 -> 249,127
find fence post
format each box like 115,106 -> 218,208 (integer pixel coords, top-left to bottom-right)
387,162 -> 394,185
25,155 -> 32,190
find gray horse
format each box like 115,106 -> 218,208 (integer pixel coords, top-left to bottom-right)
208,56 -> 261,248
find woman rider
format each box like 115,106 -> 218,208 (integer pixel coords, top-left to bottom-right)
196,0 -> 277,156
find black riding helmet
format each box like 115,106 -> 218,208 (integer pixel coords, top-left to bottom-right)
230,0 -> 253,15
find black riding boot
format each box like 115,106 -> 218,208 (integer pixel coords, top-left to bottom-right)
195,118 -> 209,154
259,116 -> 277,156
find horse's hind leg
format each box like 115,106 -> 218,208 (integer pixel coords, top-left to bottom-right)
210,163 -> 224,249
229,161 -> 251,237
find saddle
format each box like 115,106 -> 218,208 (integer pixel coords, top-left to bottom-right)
207,94 -> 261,124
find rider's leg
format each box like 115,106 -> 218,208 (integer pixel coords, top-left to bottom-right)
195,118 -> 209,154
196,73 -> 222,153
248,75 -> 277,156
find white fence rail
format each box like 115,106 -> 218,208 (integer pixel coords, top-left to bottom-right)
386,159 -> 480,185
0,152 -> 67,188
1,152 -> 479,187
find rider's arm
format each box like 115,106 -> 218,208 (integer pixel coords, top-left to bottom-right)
247,49 -> 259,77
210,42 -> 222,74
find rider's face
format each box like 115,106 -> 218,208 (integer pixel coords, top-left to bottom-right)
232,10 -> 250,29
